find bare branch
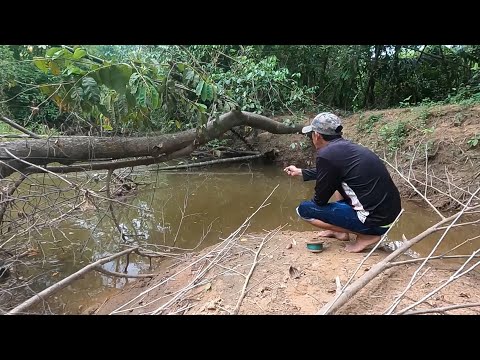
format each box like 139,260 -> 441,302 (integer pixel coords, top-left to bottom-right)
4,148 -> 73,186
0,174 -> 26,224
388,254 -> 480,267
404,302 -> 480,315
1,115 -> 41,139
318,208 -> 405,315
396,251 -> 480,315
383,157 -> 445,219
232,226 -> 282,315
315,197 -> 478,315
156,153 -> 263,171
7,247 -> 138,315
384,187 -> 480,315
109,185 -> 280,315
94,266 -> 154,279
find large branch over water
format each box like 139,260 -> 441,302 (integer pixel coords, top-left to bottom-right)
0,111 -> 302,178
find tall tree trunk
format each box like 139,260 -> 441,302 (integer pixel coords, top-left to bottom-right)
387,45 -> 402,106
439,45 -> 452,92
319,47 -> 331,96
362,45 -> 383,108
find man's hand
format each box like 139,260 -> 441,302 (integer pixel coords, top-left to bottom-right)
283,165 -> 302,177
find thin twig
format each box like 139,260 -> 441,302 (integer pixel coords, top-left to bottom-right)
383,157 -> 445,219
109,185 -> 280,314
0,116 -> 41,139
404,302 -> 480,315
7,247 -> 138,315
319,208 -> 404,315
384,187 -> 480,315
396,251 -> 480,315
388,254 -> 480,267
439,235 -> 480,257
4,148 -> 74,186
156,154 -> 262,171
95,267 -> 155,278
232,227 -> 281,314
316,198 -> 479,315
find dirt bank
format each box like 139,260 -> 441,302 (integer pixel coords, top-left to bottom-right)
94,230 -> 480,315
253,104 -> 480,211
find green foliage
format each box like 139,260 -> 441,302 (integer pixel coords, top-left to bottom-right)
210,53 -> 316,115
416,107 -> 432,129
281,117 -> 303,128
445,86 -> 480,106
0,121 -> 21,134
25,45 -> 318,134
0,46 -> 16,116
0,45 -> 60,125
2,44 -> 480,135
32,47 -> 219,132
398,95 -> 413,108
289,140 -> 309,150
453,112 -> 465,126
356,113 -> 383,134
379,121 -> 410,152
207,138 -> 229,149
467,134 -> 480,148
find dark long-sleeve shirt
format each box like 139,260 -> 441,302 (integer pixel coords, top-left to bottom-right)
301,138 -> 401,227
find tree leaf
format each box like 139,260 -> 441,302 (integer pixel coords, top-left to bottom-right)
109,64 -> 133,95
125,91 -> 136,109
177,63 -> 185,72
39,85 -> 55,96
151,87 -> 159,109
195,80 -> 205,96
202,84 -> 214,102
98,67 -> 112,88
33,58 -> 49,73
66,65 -> 85,75
200,83 -> 208,101
51,49 -> 66,60
136,85 -> 147,107
70,86 -> 84,101
72,48 -> 87,60
208,84 -> 216,101
82,77 -> 100,103
185,69 -> 194,81
52,95 -> 63,107
49,61 -> 61,76
46,47 -> 63,57
195,103 -> 207,113
129,72 -> 141,94
288,265 -> 301,279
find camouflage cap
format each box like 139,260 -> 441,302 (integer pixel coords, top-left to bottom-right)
302,112 -> 343,136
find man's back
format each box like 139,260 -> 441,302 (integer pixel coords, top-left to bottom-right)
316,138 -> 401,226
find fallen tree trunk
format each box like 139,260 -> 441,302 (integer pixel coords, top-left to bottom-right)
0,111 -> 301,179
155,153 -> 263,171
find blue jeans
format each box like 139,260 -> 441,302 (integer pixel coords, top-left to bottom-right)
296,200 -> 389,236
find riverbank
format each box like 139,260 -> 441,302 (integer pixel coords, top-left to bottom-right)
91,103 -> 480,315
94,230 -> 480,315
